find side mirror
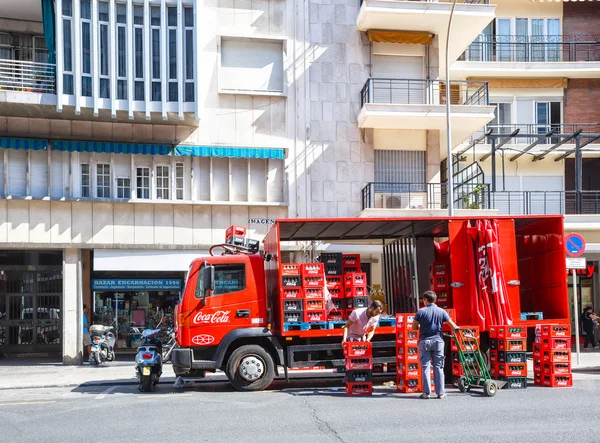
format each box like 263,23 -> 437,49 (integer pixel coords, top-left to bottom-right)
201,265 -> 215,294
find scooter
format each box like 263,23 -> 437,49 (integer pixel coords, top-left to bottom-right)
135,328 -> 163,392
89,325 -> 116,365
161,327 -> 177,363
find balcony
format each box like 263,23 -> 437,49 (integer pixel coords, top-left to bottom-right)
453,35 -> 600,79
0,59 -> 56,104
356,0 -> 495,68
357,78 -> 495,145
361,182 -> 600,216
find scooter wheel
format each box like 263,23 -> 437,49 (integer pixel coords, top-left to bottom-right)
141,375 -> 154,392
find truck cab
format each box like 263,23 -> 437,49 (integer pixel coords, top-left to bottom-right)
171,253 -> 284,391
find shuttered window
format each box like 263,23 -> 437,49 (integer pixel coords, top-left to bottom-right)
374,150 -> 426,192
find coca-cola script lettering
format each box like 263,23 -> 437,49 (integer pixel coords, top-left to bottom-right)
193,310 -> 231,324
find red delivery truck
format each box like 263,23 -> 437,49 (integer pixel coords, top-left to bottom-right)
172,216 -> 570,391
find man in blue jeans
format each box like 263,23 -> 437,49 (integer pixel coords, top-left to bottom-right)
412,290 -> 459,399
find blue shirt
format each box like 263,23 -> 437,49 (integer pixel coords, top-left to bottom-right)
83,312 -> 89,334
415,304 -> 450,341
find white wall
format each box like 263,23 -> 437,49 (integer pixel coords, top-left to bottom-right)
374,130 -> 426,151
493,0 -> 562,18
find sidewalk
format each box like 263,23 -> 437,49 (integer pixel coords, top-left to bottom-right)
0,350 -> 599,391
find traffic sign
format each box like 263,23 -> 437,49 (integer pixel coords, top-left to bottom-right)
565,233 -> 585,257
566,257 -> 586,270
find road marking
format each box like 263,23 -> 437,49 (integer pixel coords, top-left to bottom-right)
137,393 -> 193,399
0,401 -> 56,407
95,386 -> 118,400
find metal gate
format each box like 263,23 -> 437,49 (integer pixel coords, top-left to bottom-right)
383,236 -> 419,314
0,268 -> 63,355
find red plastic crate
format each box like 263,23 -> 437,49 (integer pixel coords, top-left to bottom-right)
325,276 -> 342,290
330,298 -> 345,311
452,362 -> 464,376
344,341 -> 372,357
304,288 -> 323,300
497,363 -> 527,377
282,288 -> 303,299
489,350 -> 498,363
541,324 -> 570,339
534,372 -> 541,385
430,262 -> 448,277
346,382 -> 372,396
542,350 -> 571,363
281,263 -> 302,276
543,362 -> 571,375
490,325 -> 527,340
534,359 -> 541,373
345,356 -> 373,370
343,266 -> 360,274
395,314 -> 416,330
302,275 -> 324,288
328,288 -> 343,298
226,225 -> 246,238
327,310 -> 345,322
345,286 -> 368,297
541,337 -> 570,350
397,346 -> 419,363
396,377 -> 421,393
533,342 -> 542,358
497,339 -> 527,352
431,276 -> 448,291
300,263 -> 324,277
542,374 -> 572,387
304,310 -> 326,323
342,254 -> 361,267
397,330 -> 419,343
305,299 -> 324,311
344,272 -> 366,287
397,362 -> 421,378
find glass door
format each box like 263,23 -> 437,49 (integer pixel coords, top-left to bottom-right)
496,19 -> 511,62
515,18 -> 528,62
547,19 -> 561,62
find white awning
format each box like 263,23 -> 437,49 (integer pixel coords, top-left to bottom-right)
93,249 -> 209,272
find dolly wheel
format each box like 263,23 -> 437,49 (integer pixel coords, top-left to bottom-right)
484,380 -> 497,397
458,377 -> 467,393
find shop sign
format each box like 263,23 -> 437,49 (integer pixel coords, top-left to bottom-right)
565,264 -> 595,279
248,218 -> 275,225
92,279 -> 182,291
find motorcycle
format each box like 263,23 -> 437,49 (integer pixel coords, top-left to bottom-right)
135,328 -> 163,392
161,327 -> 177,363
89,325 -> 116,365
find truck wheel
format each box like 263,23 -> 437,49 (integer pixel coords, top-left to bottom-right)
226,345 -> 275,392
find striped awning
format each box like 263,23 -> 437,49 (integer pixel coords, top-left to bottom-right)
51,140 -> 172,155
173,145 -> 285,160
0,137 -> 47,151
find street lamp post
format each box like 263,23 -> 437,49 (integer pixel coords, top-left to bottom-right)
445,0 -> 458,216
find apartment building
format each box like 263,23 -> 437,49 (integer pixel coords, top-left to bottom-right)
0,0 -> 597,361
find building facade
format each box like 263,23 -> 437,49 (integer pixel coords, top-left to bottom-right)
0,0 -> 598,361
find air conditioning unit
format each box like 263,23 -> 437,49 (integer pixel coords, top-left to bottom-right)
374,193 -> 402,209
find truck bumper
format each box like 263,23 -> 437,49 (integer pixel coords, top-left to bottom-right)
172,348 -> 218,374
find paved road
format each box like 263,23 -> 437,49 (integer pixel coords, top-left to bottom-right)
1,378 -> 598,443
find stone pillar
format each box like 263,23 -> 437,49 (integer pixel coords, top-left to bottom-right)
63,248 -> 82,365
426,130 -> 441,183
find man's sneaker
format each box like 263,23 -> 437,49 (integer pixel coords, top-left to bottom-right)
419,393 -> 431,399
437,394 -> 447,399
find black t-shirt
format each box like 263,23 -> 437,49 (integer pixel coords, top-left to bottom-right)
582,311 -> 595,330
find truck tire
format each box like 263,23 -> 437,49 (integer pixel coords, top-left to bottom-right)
226,345 -> 275,392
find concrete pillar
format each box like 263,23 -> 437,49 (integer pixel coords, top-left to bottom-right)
63,248 -> 82,365
426,130 -> 441,183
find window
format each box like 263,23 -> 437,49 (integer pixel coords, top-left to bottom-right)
489,103 -> 512,139
81,0 -> 92,96
151,6 -> 161,101
211,264 -> 246,296
81,163 -> 90,197
220,39 -> 284,93
117,177 -> 131,199
117,4 -> 127,100
99,1 -> 110,99
168,7 -> 178,102
374,151 -> 426,193
176,163 -> 184,200
136,167 -> 150,199
62,0 -> 73,94
184,8 -> 194,102
134,5 -> 144,101
96,163 -> 111,198
156,165 -> 170,199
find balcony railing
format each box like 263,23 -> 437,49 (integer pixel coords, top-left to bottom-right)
362,182 -> 600,215
469,123 -> 600,145
460,35 -> 600,63
360,78 -> 489,107
0,59 -> 56,94
361,182 -> 490,211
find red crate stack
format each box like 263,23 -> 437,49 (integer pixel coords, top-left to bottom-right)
342,254 -> 361,275
535,323 -> 572,388
325,275 -> 344,322
396,313 -> 422,393
281,263 -> 303,324
345,272 -> 368,314
451,326 -> 480,384
345,341 -> 373,396
301,263 -> 326,324
489,325 -> 528,389
429,262 -> 452,309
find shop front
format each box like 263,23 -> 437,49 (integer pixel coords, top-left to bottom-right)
91,276 -> 183,352
567,258 -> 599,339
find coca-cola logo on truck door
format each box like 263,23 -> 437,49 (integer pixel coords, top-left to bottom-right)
193,310 -> 231,324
